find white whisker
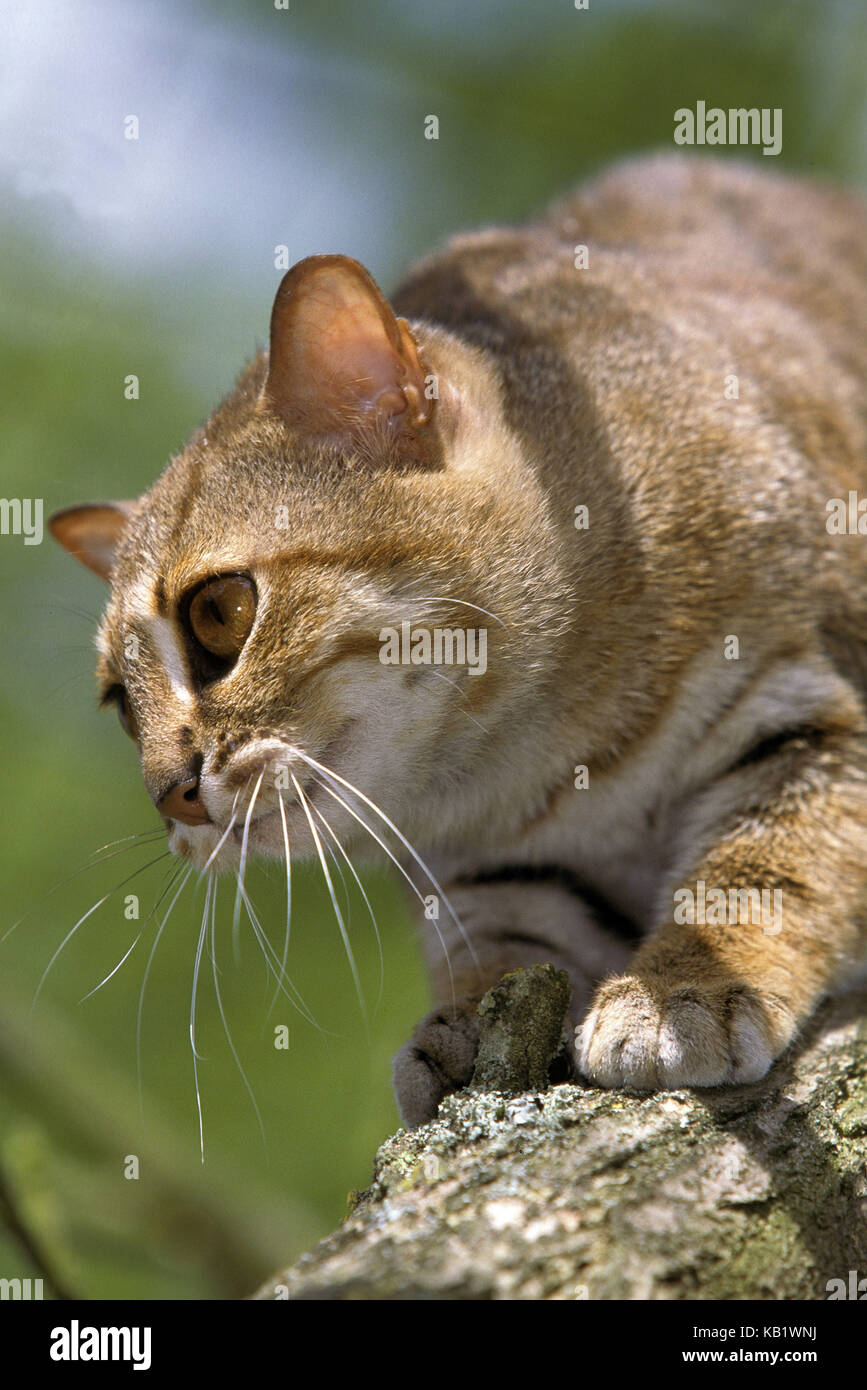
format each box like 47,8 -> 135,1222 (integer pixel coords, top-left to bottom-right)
292,774 -> 367,1031
322,830 -> 352,931
263,793 -> 293,1025
137,865 -> 193,1124
190,873 -> 213,1163
309,773 -> 456,1010
234,876 -> 329,1034
198,792 -> 241,879
232,771 -> 264,964
79,934 -> 143,1004
423,667 -> 489,733
310,798 -> 384,1015
404,595 -> 508,629
209,878 -> 267,1158
293,749 -> 477,971
79,860 -> 178,1003
4,830 -> 166,945
92,830 -> 168,857
30,850 -> 172,1013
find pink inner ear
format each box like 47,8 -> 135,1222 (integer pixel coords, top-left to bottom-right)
320,315 -> 407,412
261,255 -> 431,439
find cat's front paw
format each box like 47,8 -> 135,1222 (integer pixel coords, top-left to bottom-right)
575,972 -> 791,1090
392,999 -> 481,1128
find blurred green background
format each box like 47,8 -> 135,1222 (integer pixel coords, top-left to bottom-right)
1,0 -> 865,1299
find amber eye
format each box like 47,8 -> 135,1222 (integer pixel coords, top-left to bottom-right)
187,575 -> 257,661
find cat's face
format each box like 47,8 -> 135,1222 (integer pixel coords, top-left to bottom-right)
51,256 -> 556,872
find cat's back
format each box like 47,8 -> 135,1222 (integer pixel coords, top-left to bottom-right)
394,155 -> 867,488
398,154 -> 866,363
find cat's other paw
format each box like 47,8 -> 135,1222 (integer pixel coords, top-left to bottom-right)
575,972 -> 792,1090
392,1000 -> 481,1128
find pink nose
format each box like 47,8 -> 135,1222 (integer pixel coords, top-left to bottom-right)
158,777 -> 211,826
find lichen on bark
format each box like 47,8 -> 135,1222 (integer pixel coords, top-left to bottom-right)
255,971 -> 867,1301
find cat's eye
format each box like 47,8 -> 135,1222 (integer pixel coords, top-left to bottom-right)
104,685 -> 138,742
186,575 -> 257,662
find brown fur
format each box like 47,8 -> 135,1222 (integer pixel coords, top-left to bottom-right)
50,155 -> 867,1126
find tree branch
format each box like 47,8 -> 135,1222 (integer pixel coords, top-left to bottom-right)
255,970 -> 867,1300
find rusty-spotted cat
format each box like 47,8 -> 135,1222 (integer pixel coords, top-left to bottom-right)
51,154 -> 867,1127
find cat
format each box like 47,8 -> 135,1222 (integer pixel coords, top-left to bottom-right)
50,153 -> 867,1128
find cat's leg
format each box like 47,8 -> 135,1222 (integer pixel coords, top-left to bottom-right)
393,876 -> 632,1127
577,717 -> 867,1089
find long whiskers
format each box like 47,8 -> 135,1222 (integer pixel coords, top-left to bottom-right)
209,878 -> 267,1159
78,859 -> 179,1004
322,829 -> 353,936
190,873 -> 213,1162
232,771 -> 264,964
137,864 -> 194,1124
200,818 -> 239,878
93,830 -> 168,857
3,829 -> 167,946
308,772 -> 457,1009
262,793 -> 293,1026
234,876 -> 329,1034
30,849 -> 173,1013
310,798 -> 384,1016
292,774 -> 367,1033
292,748 -> 477,973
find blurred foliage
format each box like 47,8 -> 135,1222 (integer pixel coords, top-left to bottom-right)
0,0 -> 864,1298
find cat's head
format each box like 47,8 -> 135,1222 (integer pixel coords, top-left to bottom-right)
50,255 -> 560,871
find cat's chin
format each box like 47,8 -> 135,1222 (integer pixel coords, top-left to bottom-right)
168,822 -> 241,872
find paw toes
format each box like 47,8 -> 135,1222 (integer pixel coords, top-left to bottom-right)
392,1040 -> 450,1130
726,995 -> 775,1083
393,1005 -> 480,1128
576,975 -> 778,1090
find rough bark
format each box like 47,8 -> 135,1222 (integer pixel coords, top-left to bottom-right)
255,969 -> 867,1301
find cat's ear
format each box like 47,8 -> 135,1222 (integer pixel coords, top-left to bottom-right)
259,254 -> 438,464
49,501 -> 135,581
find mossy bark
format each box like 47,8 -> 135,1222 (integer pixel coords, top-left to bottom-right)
255,971 -> 867,1301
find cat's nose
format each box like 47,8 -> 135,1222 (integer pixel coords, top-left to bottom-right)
157,776 -> 212,826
